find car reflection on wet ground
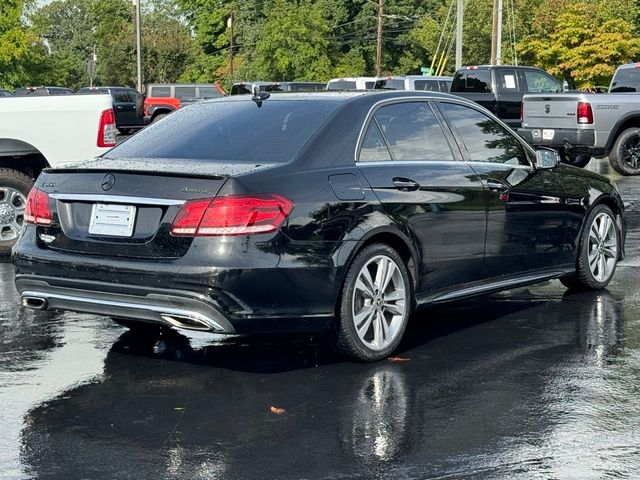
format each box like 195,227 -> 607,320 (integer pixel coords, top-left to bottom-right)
1,158 -> 639,479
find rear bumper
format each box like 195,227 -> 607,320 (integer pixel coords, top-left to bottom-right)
517,127 -> 599,153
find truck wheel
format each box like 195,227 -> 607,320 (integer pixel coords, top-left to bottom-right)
152,113 -> 168,124
609,128 -> 640,175
561,152 -> 591,168
0,169 -> 33,256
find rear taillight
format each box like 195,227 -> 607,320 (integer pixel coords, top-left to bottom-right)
24,187 -> 52,225
170,194 -> 294,237
577,102 -> 593,124
97,108 -> 116,147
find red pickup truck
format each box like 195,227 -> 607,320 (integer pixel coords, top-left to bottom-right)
143,83 -> 225,123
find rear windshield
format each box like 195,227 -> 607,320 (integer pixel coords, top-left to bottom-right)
374,79 -> 405,90
451,70 -> 492,93
105,99 -> 339,164
610,68 -> 640,92
327,81 -> 356,90
414,79 -> 439,91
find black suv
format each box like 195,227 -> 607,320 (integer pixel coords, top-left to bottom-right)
78,86 -> 145,134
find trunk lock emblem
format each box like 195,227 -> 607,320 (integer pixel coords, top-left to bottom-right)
101,173 -> 116,191
544,104 -> 551,114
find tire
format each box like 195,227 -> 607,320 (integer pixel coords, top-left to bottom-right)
560,204 -> 620,291
118,128 -> 131,135
0,169 -> 33,256
336,243 -> 411,362
608,128 -> 640,175
560,151 -> 591,168
151,113 -> 168,124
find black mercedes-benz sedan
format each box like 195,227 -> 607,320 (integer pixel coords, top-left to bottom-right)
12,91 -> 626,361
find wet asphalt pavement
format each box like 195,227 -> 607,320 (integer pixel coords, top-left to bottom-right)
1,158 -> 639,479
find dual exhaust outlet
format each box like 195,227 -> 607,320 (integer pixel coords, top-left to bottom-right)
20,295 -> 214,332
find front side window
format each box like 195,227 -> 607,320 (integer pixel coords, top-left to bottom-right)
439,102 -> 529,166
114,90 -> 129,103
360,102 -> 454,162
523,70 -> 561,93
150,86 -> 171,97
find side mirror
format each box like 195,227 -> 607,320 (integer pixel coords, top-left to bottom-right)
535,148 -> 560,169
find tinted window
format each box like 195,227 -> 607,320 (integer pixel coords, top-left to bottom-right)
439,102 -> 528,165
150,86 -> 171,97
327,81 -> 357,90
500,70 -> 518,90
127,90 -> 139,102
610,68 -> 640,92
374,79 -> 406,90
230,84 -> 252,95
523,70 -> 560,93
175,86 -> 197,99
414,79 -> 439,91
105,100 -> 339,164
359,121 -> 392,162
440,80 -> 452,92
451,70 -> 492,93
364,81 -> 375,89
372,102 -> 454,161
198,86 -> 222,98
114,90 -> 129,102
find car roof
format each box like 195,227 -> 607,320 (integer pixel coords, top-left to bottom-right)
405,75 -> 453,80
616,63 -> 640,70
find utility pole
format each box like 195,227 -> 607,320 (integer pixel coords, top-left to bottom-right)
375,0 -> 383,77
134,0 -> 142,92
490,0 -> 498,65
228,13 -> 234,76
496,0 -> 503,65
455,0 -> 463,69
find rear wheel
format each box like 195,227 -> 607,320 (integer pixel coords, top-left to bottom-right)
609,128 -> 640,175
0,169 -> 32,256
560,204 -> 620,290
336,244 -> 411,361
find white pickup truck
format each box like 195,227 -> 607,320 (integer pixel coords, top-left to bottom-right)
518,63 -> 640,176
0,94 -> 116,254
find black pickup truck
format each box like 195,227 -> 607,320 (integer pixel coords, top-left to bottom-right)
450,65 -> 564,129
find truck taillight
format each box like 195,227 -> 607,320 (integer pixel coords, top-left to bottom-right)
170,194 -> 294,237
577,102 -> 593,124
97,108 -> 116,147
24,187 -> 52,225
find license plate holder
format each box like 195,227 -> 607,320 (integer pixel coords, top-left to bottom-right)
88,203 -> 136,237
542,129 -> 555,140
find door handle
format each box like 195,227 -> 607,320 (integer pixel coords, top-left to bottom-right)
486,179 -> 510,193
392,177 -> 420,192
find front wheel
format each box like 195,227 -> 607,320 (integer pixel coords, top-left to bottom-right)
560,204 -> 620,290
336,244 -> 411,361
609,128 -> 640,175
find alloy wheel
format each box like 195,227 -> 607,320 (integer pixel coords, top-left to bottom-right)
0,187 -> 26,242
351,254 -> 407,351
621,134 -> 640,170
587,212 -> 618,282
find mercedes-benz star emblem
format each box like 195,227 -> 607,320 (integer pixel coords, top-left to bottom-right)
101,173 -> 116,191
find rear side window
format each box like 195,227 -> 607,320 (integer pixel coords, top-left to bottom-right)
150,86 -> 171,97
451,70 -> 492,93
175,86 -> 196,99
374,79 -> 406,90
439,102 -> 528,166
360,102 -> 454,162
105,100 -> 339,164
610,67 -> 640,92
327,81 -> 357,90
359,121 -> 392,162
500,70 -> 518,90
198,86 -> 222,98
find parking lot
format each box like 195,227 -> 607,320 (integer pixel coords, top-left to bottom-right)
0,158 -> 638,479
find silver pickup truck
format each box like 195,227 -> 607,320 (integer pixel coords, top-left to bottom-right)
517,63 -> 640,175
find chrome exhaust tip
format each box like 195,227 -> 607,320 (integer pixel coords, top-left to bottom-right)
21,296 -> 48,310
161,314 -> 213,331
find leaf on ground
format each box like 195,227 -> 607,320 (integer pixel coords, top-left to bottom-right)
387,356 -> 410,362
270,406 -> 286,415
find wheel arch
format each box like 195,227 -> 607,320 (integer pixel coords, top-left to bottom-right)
0,138 -> 51,179
604,114 -> 640,152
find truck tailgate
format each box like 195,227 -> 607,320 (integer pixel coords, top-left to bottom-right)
521,94 -> 581,129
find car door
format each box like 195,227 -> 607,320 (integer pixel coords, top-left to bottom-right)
494,68 -> 522,127
113,89 -> 135,127
356,100 -> 486,293
436,101 -> 572,277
